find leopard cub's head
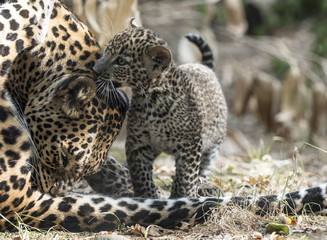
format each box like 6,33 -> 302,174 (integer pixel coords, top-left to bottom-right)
93,21 -> 172,91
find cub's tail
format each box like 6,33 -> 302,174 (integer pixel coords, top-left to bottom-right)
185,33 -> 214,69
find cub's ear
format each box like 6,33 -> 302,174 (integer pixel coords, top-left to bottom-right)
144,45 -> 172,80
54,76 -> 96,118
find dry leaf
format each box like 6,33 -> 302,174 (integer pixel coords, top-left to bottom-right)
277,215 -> 297,226
242,175 -> 270,189
247,176 -> 258,185
251,231 -> 263,239
214,179 -> 222,187
269,232 -> 280,240
177,221 -> 192,232
145,225 -> 164,238
176,213 -> 197,232
289,216 -> 297,226
128,224 -> 146,237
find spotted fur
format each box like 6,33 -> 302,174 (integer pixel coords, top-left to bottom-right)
5,0 -> 128,197
0,0 -> 326,233
94,26 -> 228,198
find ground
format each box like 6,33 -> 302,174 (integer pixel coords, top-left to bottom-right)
2,0 -> 327,239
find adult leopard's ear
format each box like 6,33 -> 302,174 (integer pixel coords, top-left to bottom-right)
144,45 -> 172,80
54,76 -> 96,118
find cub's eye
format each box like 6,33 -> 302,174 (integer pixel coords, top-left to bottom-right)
115,57 -> 127,66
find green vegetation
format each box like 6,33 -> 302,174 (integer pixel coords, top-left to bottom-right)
267,0 -> 327,57
271,57 -> 290,80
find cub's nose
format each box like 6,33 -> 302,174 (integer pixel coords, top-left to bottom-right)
93,61 -> 104,73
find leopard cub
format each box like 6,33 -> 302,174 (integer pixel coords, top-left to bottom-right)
93,23 -> 227,198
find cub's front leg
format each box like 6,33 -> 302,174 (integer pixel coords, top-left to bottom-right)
170,140 -> 203,198
126,137 -> 159,198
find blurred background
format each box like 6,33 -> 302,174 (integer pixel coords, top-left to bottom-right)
63,0 -> 327,190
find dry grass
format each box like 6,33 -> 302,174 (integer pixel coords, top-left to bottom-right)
2,141 -> 327,239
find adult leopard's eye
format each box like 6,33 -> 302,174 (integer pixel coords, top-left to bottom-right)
116,57 -> 127,66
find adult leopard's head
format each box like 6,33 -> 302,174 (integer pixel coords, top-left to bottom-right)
23,72 -> 128,196
93,22 -> 172,92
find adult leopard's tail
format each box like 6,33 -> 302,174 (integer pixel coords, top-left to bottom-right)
2,182 -> 326,232
185,34 -> 214,69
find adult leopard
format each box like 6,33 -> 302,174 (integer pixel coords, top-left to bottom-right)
0,0 -> 326,233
